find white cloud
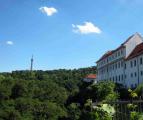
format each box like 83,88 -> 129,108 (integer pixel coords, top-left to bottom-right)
6,41 -> 14,45
72,22 -> 102,34
39,6 -> 57,16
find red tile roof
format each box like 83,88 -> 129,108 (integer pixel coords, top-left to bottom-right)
85,74 -> 96,79
126,43 -> 143,60
96,51 -> 113,63
96,45 -> 125,63
96,33 -> 137,63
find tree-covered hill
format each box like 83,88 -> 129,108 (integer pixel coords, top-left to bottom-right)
1,66 -> 138,120
1,66 -> 96,81
0,66 -> 97,120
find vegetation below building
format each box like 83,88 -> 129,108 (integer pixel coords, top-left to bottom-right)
0,66 -> 142,120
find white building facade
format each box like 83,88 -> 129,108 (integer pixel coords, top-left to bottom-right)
96,33 -> 143,88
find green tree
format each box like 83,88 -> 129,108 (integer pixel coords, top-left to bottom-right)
0,109 -> 21,120
67,103 -> 81,120
11,81 -> 28,99
91,81 -> 118,102
32,101 -> 67,120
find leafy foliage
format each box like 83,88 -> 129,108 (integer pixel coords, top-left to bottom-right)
130,112 -> 143,120
127,89 -> 143,120
0,67 -> 98,120
90,81 -> 118,102
1,66 -> 138,120
82,99 -> 115,120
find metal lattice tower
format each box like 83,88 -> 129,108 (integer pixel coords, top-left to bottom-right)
30,55 -> 34,71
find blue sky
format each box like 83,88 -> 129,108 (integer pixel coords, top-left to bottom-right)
0,0 -> 143,72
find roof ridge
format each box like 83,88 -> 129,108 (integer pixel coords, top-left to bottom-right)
121,34 -> 134,45
96,33 -> 143,63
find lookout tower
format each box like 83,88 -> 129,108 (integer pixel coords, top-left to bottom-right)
30,55 -> 34,71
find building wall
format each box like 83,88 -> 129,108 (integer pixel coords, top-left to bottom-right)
97,48 -> 125,84
125,57 -> 139,88
97,33 -> 143,88
125,54 -> 143,88
138,54 -> 143,84
83,78 -> 97,83
98,53 -> 143,88
97,48 -> 125,69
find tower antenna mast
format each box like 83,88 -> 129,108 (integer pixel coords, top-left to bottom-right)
30,55 -> 34,71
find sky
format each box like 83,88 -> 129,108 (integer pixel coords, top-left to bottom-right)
1,0 -> 143,72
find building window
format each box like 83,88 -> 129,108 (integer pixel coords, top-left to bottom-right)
116,53 -> 117,57
119,75 -> 120,81
134,60 -> 136,67
135,72 -> 137,77
118,51 -> 120,56
121,50 -> 123,55
140,58 -> 143,65
131,73 -> 133,78
130,61 -> 133,68
125,74 -> 126,79
115,63 -> 117,69
118,62 -> 120,68
121,61 -> 123,67
116,76 -> 118,82
141,71 -> 143,76
124,63 -> 126,69
122,75 -> 124,81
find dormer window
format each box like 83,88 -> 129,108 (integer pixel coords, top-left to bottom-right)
118,51 -> 120,56
121,50 -> 123,55
116,53 -> 117,57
